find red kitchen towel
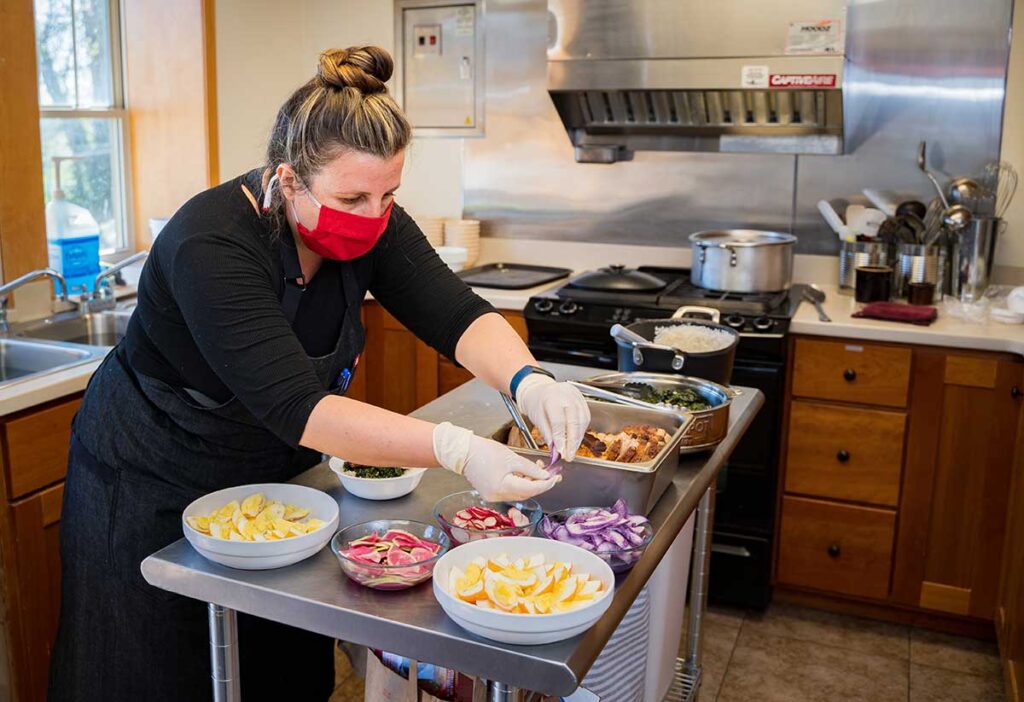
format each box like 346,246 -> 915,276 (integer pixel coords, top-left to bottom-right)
852,302 -> 938,325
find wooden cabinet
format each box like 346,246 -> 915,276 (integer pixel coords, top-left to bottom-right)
361,302 -> 527,413
777,336 -> 1022,636
0,394 -> 80,702
792,337 -> 911,408
997,407 -> 1024,702
784,401 -> 905,507
778,495 -> 896,600
891,349 -> 1021,619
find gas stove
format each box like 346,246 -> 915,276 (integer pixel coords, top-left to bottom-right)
526,265 -> 804,368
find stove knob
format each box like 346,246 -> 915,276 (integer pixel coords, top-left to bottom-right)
753,316 -> 774,331
725,314 -> 745,329
558,301 -> 579,316
533,299 -> 554,313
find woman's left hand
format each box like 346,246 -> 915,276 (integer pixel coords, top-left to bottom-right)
516,375 -> 591,459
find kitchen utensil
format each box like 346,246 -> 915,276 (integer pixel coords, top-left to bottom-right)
895,200 -> 927,220
611,323 -> 686,372
817,200 -> 853,242
802,284 -> 832,322
331,520 -> 449,590
896,243 -> 944,298
862,189 -> 898,216
327,459 -> 427,501
942,204 -> 972,234
846,206 -> 886,238
432,536 -> 615,645
947,177 -> 986,212
855,265 -> 893,303
921,198 -> 944,244
569,380 -> 674,412
432,491 -> 543,545
616,307 -> 739,384
688,230 -> 796,292
181,483 -> 339,570
838,240 -> 893,292
495,399 -> 690,514
917,141 -> 950,208
500,392 -> 539,450
957,216 -> 1003,303
457,263 -> 571,290
907,281 -> 936,306
983,161 -> 1019,218
580,371 -> 736,453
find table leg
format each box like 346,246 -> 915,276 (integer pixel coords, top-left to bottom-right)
484,679 -> 519,701
208,603 -> 242,702
683,486 -> 715,698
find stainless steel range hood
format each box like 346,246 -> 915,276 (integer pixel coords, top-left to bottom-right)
547,0 -> 848,163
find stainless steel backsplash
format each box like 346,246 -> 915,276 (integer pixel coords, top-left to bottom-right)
463,0 -> 1013,255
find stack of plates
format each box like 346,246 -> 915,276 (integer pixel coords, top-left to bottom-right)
444,219 -> 480,266
415,215 -> 445,248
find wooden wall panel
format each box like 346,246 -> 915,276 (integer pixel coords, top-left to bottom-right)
123,0 -> 216,248
0,0 -> 49,283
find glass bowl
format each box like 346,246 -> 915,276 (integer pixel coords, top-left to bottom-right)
432,490 -> 542,545
539,507 -> 655,573
331,519 -> 449,590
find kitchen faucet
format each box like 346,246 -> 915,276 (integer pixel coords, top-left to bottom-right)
84,251 -> 148,312
0,268 -> 69,333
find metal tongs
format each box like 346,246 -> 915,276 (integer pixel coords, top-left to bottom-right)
499,392 -> 561,472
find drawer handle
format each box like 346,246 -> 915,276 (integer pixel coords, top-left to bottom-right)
1012,386 -> 1021,399
843,368 -> 857,382
836,449 -> 850,463
827,543 -> 841,558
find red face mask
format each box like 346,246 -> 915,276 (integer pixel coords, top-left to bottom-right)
263,174 -> 393,260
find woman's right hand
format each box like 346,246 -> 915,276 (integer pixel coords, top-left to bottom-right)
433,422 -> 558,501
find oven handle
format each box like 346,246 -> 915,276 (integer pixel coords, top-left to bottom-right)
711,543 -> 752,558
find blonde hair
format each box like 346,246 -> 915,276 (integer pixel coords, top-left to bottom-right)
263,46 -> 411,215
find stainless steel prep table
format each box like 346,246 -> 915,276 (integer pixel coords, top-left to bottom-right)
142,363 -> 763,700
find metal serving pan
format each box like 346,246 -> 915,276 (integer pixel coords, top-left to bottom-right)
579,372 -> 739,454
493,399 -> 691,515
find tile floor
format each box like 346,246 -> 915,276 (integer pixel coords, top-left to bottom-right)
328,602 -> 1006,701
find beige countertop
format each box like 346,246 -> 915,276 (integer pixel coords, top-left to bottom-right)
0,359 -> 102,417
791,284 -> 1024,355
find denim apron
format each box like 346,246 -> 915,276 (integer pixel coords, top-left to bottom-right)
49,230 -> 364,701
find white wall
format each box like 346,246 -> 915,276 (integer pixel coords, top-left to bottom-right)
995,0 -> 1024,272
215,0 -> 464,218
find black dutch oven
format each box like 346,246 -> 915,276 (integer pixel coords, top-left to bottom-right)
611,306 -> 739,385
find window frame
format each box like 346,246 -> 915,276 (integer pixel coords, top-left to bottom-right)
37,0 -> 135,259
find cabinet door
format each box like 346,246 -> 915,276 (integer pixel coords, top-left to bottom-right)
7,482 -> 64,702
1,396 -> 80,499
892,349 -> 1023,619
362,303 -> 438,414
437,311 -> 528,395
998,404 -> 1024,701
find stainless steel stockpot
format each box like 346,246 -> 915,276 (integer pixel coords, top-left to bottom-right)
689,229 -> 797,293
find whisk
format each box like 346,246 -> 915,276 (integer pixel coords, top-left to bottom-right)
982,161 -> 1018,218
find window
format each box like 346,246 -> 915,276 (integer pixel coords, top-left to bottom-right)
35,0 -> 131,256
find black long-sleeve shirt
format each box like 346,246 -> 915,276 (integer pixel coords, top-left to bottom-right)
123,171 -> 495,447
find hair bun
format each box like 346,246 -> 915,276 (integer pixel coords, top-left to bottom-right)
317,46 -> 393,95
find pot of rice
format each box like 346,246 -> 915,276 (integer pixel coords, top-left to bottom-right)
614,306 -> 738,384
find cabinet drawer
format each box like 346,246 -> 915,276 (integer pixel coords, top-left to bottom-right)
777,496 -> 896,600
785,401 -> 906,506
2,397 -> 81,500
792,338 -> 911,408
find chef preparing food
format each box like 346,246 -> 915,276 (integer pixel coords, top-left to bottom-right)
48,46 -> 589,701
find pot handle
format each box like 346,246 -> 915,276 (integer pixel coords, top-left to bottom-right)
610,324 -> 686,371
695,242 -> 738,266
671,305 -> 722,323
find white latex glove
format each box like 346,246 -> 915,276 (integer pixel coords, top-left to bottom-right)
433,422 -> 559,501
515,374 -> 591,459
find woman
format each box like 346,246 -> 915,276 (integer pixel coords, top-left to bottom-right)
49,46 -> 589,701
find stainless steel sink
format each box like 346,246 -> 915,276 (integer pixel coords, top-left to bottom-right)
0,338 -> 106,387
16,308 -> 132,348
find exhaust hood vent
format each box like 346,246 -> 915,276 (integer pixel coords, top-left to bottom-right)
547,0 -> 848,163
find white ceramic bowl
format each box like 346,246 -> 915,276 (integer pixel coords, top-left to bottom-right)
436,245 -> 469,272
182,483 -> 339,570
432,536 -> 615,645
328,458 -> 427,500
